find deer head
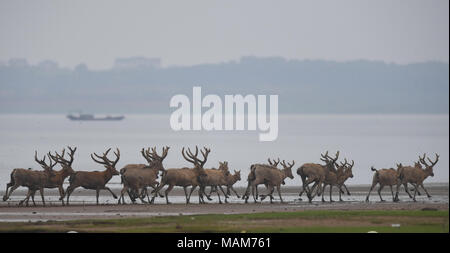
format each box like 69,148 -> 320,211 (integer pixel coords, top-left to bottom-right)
141,146 -> 169,172
218,161 -> 231,176
48,146 -> 77,175
91,148 -> 120,175
280,160 -> 295,179
419,153 -> 439,177
233,170 -> 241,181
34,151 -> 58,172
182,146 -> 210,176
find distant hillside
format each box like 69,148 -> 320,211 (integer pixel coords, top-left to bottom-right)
0,57 -> 448,114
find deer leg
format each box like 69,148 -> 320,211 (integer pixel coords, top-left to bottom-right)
165,184 -> 174,204
251,182 -> 258,203
22,188 -> 33,207
377,185 -> 385,202
276,185 -> 283,203
412,184 -> 419,202
403,183 -> 413,198
102,187 -> 117,200
394,182 -> 401,202
215,186 -> 222,204
96,189 -> 100,205
321,184 -> 327,202
420,183 -> 432,198
343,184 -> 351,195
65,185 -> 77,206
231,186 -> 240,198
3,182 -> 13,201
365,183 -> 376,202
329,185 -> 334,202
4,184 -> 19,201
38,187 -> 45,206
31,189 -> 37,206
58,185 -> 65,206
390,185 -> 395,202
183,186 -> 189,203
218,185 -> 228,203
187,185 -> 197,204
119,186 -> 127,204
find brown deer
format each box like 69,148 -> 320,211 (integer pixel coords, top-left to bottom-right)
27,147 -> 77,206
394,153 -> 438,202
62,148 -> 120,205
200,161 -> 231,204
297,151 -> 339,202
209,169 -> 242,200
3,151 -> 57,206
365,165 -> 399,202
118,147 -> 168,204
252,160 -> 295,203
242,158 -> 280,203
150,146 -> 210,204
320,159 -> 354,202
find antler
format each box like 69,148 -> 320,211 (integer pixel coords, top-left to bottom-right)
35,151 -> 57,171
141,147 -> 153,164
182,146 -> 210,167
281,160 -> 295,168
427,153 -> 439,167
91,148 -> 120,167
50,146 -> 76,166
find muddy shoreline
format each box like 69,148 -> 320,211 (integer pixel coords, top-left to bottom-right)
0,184 -> 447,222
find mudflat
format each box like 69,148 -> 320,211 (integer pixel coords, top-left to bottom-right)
0,184 -> 447,222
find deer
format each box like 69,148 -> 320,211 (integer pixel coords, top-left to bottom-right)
394,153 -> 439,202
242,158 -> 280,203
253,160 -> 295,203
297,151 -> 340,203
3,151 -> 57,206
365,165 -> 400,202
27,146 -> 77,206
320,159 -> 354,202
199,161 -> 231,204
62,148 -> 120,205
208,169 -> 241,200
118,147 -> 169,204
150,146 -> 210,204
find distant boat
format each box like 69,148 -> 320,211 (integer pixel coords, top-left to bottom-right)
67,113 -> 125,121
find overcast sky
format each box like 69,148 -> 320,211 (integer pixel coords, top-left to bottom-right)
0,0 -> 448,69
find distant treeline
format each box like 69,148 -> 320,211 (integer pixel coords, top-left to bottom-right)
0,57 -> 448,114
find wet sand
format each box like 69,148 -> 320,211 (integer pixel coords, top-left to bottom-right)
0,184 -> 447,222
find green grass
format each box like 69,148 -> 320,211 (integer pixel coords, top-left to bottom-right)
0,210 -> 447,233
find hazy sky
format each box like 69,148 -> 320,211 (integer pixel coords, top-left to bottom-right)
0,0 -> 448,69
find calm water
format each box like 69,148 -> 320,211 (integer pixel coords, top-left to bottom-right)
0,114 -> 448,189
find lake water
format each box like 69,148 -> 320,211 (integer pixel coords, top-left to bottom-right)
0,114 -> 448,189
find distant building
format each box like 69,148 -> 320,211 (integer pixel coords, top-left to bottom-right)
114,57 -> 161,70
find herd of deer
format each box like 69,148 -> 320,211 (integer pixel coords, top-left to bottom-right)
1,146 -> 440,206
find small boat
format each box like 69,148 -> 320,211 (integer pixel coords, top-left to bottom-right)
67,113 -> 125,121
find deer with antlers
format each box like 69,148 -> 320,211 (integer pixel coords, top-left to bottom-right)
297,151 -> 340,203
252,160 -> 295,203
3,151 -> 57,206
319,158 -> 354,202
150,146 -> 210,204
25,146 -> 77,206
242,158 -> 280,203
394,153 -> 439,202
61,148 -> 120,205
118,147 -> 169,204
